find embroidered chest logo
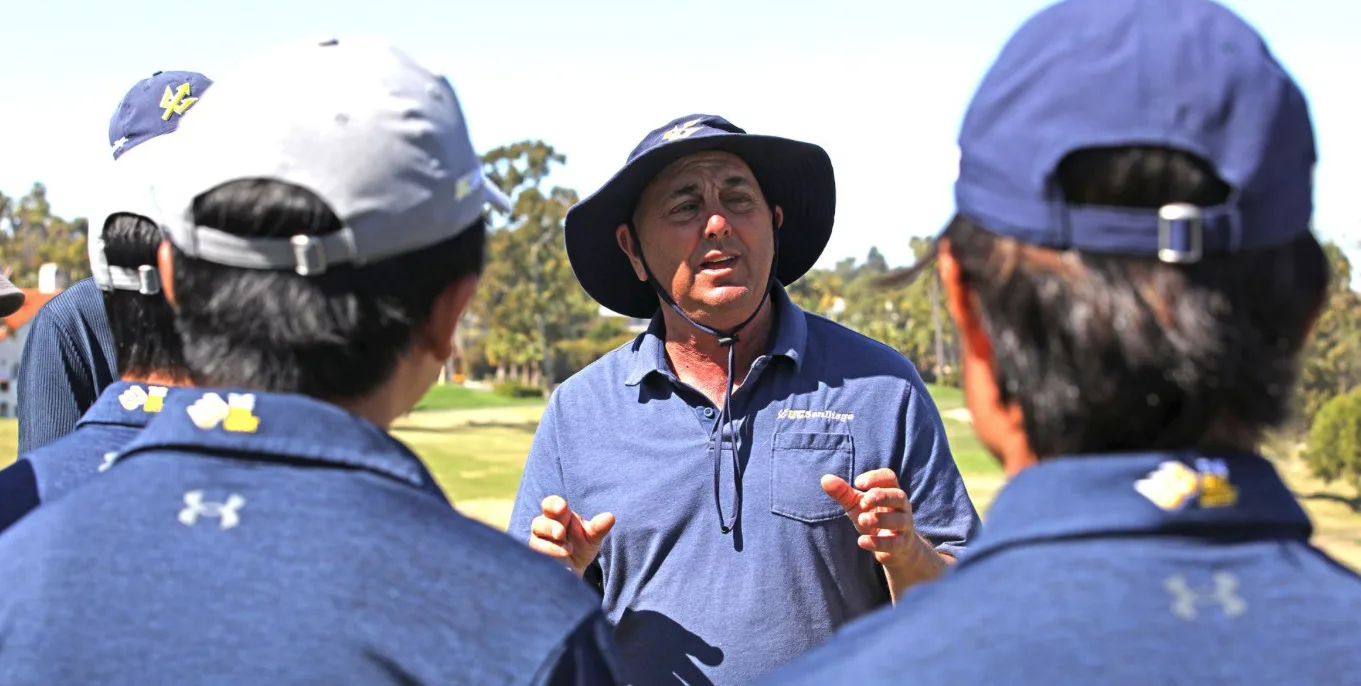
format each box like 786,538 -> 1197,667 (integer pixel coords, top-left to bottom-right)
661,118 -> 703,142
776,408 -> 855,422
178,490 -> 246,530
1165,573 -> 1247,621
1134,458 -> 1238,511
97,451 -> 118,473
118,385 -> 169,413
159,83 -> 200,120
186,392 -> 261,433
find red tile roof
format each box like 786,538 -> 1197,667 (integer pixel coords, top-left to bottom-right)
0,288 -> 62,343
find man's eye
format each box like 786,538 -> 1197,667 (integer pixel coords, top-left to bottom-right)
670,202 -> 699,215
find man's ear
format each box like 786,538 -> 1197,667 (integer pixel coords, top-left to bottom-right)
938,240 -> 987,362
615,223 -> 648,281
420,274 -> 481,361
157,240 -> 177,310
772,205 -> 784,230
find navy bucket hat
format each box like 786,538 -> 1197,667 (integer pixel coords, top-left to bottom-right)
565,114 -> 836,318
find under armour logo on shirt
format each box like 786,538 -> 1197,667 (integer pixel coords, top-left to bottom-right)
1165,573 -> 1247,621
178,490 -> 246,530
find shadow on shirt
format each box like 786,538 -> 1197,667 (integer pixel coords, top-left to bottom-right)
615,608 -> 723,686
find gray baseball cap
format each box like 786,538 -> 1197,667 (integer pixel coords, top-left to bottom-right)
153,37 -> 509,276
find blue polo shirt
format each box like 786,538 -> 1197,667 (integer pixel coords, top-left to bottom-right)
509,286 -> 980,685
0,388 -> 622,685
16,278 -> 119,453
760,451 -> 1361,685
0,380 -> 179,534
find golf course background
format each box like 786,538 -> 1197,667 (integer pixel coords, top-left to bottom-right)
1,383 -> 1356,571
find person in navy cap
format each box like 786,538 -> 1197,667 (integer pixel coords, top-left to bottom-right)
760,0 -> 1361,683
0,71 -> 207,533
0,38 -> 622,685
14,71 -> 211,454
509,111 -> 980,681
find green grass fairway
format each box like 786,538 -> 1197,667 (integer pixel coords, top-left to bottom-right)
1,383 -> 1355,571
413,384 -> 544,411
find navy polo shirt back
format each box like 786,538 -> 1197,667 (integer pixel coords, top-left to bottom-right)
509,286 -> 980,685
0,381 -> 180,534
761,451 -> 1361,685
16,278 -> 119,453
0,388 -> 622,685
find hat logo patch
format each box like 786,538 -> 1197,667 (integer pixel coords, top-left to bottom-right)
186,392 -> 261,433
1134,458 -> 1239,511
159,83 -> 200,120
661,118 -> 703,142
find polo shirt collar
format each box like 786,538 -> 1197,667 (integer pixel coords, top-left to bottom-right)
625,283 -> 807,387
75,380 -> 182,430
964,451 -> 1312,562
114,387 -> 441,493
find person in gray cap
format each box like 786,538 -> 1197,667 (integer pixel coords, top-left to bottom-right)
0,37 -> 621,685
509,115 -> 980,684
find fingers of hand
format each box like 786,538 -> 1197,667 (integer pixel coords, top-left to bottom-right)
530,515 -> 568,543
853,468 -> 900,491
821,474 -> 861,511
858,487 -> 908,513
528,534 -> 573,560
541,495 -> 572,523
583,512 -> 616,543
857,530 -> 906,554
856,510 -> 913,533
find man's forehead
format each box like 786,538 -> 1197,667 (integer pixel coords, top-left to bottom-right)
652,151 -> 757,189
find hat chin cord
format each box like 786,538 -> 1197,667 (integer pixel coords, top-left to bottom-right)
625,217 -> 780,535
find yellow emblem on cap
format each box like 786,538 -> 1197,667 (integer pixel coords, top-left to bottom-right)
661,118 -> 703,142
1135,458 -> 1238,511
159,83 -> 200,120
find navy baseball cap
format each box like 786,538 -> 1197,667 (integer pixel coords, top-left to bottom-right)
566,115 -> 835,318
92,71 -> 212,294
154,37 -> 509,276
881,0 -> 1315,287
107,71 -> 213,160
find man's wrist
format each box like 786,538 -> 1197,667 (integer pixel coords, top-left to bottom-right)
884,534 -> 942,580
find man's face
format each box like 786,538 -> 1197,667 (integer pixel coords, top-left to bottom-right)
617,151 -> 781,327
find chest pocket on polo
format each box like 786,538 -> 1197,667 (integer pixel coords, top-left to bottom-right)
769,431 -> 855,523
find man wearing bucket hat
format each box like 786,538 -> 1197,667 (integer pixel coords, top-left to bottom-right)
0,38 -> 622,685
0,71 -> 206,534
509,115 -> 980,683
760,0 -> 1361,684
12,71 -> 210,455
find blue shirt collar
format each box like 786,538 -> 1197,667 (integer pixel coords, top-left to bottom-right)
114,387 -> 441,493
75,380 -> 184,429
625,284 -> 807,387
964,451 -> 1313,562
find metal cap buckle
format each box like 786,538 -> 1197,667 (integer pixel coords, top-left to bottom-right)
291,235 -> 328,276
1157,203 -> 1204,264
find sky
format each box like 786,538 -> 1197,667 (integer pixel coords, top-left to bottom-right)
2,0 -> 1357,275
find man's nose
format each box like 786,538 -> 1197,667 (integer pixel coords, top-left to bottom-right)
705,213 -> 731,239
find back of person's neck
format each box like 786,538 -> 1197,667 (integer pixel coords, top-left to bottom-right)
660,297 -> 776,398
121,371 -> 191,388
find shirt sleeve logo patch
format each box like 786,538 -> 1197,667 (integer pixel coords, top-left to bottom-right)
1135,458 -> 1239,511
186,392 -> 261,433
